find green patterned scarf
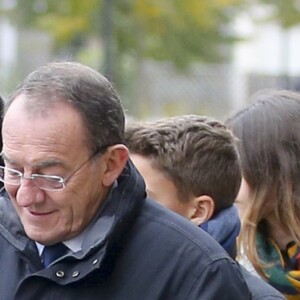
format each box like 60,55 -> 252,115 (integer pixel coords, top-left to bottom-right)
257,232 -> 300,299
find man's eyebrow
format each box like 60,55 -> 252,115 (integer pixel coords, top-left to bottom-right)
34,159 -> 65,169
1,153 -> 65,169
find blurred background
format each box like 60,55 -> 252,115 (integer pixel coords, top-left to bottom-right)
1,0 -> 300,121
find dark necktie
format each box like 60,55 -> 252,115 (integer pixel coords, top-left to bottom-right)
42,243 -> 68,267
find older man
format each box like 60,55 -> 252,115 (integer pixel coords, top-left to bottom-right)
0,62 -> 250,300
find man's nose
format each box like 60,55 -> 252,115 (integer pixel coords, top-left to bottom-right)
16,179 -> 45,207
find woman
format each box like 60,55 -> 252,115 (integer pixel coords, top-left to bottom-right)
226,89 -> 300,299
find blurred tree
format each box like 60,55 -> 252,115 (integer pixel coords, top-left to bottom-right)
253,0 -> 300,28
3,0 -> 243,80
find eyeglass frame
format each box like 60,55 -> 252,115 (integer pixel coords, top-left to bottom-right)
0,145 -> 110,192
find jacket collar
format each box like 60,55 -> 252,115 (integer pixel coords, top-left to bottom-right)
199,205 -> 240,259
0,160 -> 146,273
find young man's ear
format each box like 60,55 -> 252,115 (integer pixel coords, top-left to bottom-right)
101,144 -> 129,187
189,195 -> 215,226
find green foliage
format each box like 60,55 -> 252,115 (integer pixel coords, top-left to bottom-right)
116,0 -> 243,66
4,0 -> 243,66
251,0 -> 300,28
5,0 -> 300,73
8,0 -> 100,49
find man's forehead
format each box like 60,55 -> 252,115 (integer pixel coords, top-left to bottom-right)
4,94 -> 73,119
2,98 -> 88,161
4,96 -> 81,128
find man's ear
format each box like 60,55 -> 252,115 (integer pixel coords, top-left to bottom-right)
190,195 -> 215,226
101,144 -> 129,187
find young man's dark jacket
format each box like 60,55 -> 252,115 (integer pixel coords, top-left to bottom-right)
0,161 -> 251,300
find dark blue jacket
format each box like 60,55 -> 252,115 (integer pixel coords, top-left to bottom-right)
0,161 -> 251,300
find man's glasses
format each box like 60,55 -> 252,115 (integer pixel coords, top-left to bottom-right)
0,146 -> 109,192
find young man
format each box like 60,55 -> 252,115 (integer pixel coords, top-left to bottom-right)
126,114 -> 285,300
0,62 -> 250,300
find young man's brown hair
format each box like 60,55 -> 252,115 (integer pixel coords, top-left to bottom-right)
125,115 -> 241,214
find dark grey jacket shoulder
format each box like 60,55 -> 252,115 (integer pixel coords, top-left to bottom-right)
0,161 -> 251,300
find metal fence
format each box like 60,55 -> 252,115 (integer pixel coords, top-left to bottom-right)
123,60 -> 300,122
2,35 -> 300,124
